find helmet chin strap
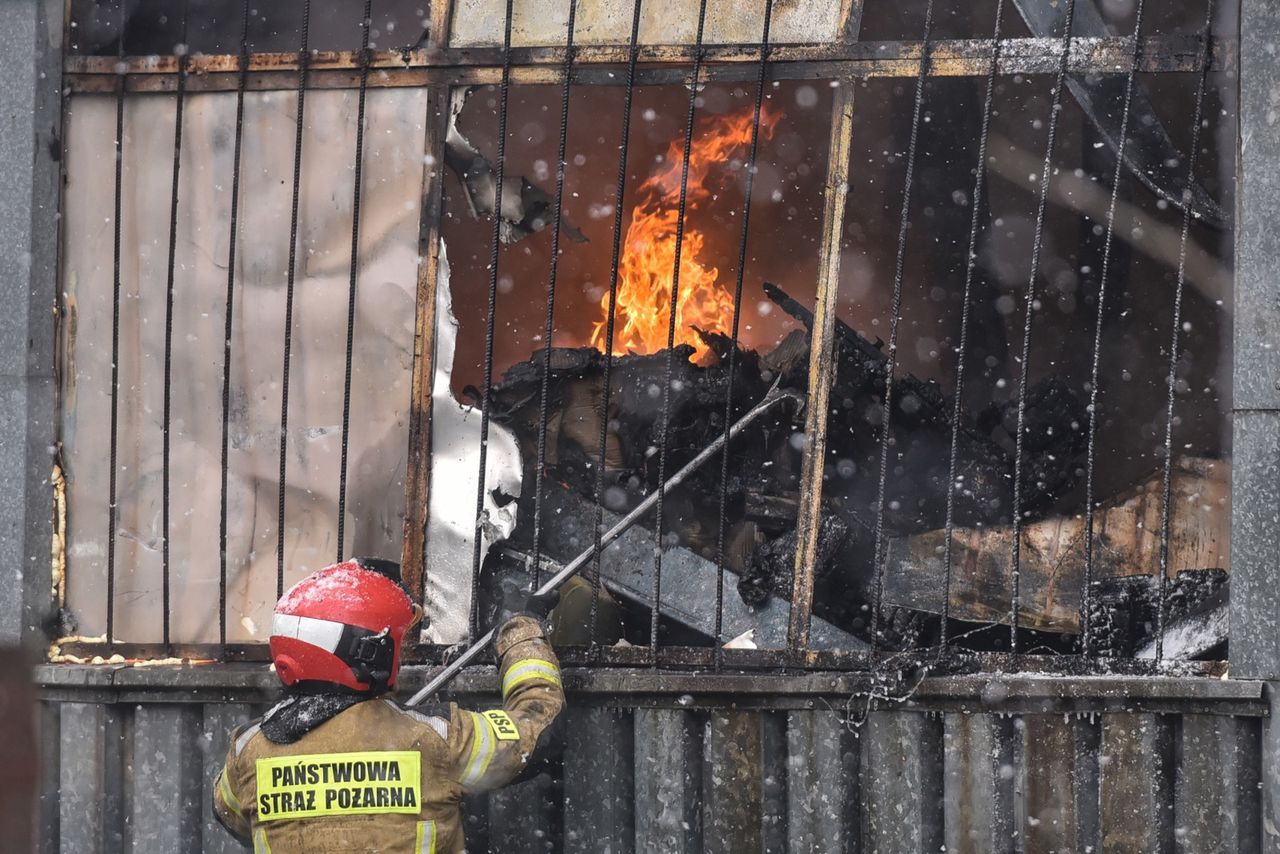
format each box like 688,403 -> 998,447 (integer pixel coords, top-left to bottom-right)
346,627 -> 395,694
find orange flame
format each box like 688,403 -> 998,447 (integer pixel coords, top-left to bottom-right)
591,104 -> 780,359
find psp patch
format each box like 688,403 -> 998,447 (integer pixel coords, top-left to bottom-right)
482,709 -> 520,741
254,751 -> 421,822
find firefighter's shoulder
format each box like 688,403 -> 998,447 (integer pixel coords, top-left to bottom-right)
229,716 -> 266,760
378,697 -> 451,743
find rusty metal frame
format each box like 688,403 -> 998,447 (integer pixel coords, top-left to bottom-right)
62,36 -> 1233,94
36,663 -> 1260,715
53,0 -> 1239,672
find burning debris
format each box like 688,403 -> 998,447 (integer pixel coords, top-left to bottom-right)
589,105 -> 781,359
471,261 -> 1233,658
436,91 -> 1229,658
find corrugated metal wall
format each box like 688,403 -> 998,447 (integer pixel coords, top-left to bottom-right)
36,669 -> 1266,853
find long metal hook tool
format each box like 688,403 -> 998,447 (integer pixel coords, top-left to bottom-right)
406,379 -> 802,707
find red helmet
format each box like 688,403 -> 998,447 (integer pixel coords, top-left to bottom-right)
269,558 -> 421,694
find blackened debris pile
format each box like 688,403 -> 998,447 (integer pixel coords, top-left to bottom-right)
482,284 -> 1223,656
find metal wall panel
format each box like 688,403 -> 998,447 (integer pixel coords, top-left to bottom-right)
35,691 -> 1269,852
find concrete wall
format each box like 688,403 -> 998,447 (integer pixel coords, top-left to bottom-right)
0,0 -> 59,647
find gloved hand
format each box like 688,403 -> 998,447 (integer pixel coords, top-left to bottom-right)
494,576 -> 562,630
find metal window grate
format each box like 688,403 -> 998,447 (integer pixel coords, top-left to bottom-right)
54,0 -> 1235,678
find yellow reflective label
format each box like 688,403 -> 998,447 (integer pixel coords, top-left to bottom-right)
254,751 -> 421,823
482,710 -> 520,741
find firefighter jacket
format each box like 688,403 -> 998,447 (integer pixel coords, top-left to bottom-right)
212,616 -> 564,853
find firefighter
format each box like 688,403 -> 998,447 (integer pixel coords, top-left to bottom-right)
212,557 -> 563,853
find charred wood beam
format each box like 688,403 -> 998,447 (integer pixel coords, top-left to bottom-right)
789,80 -> 857,652
63,35 -> 1234,93
400,86 -> 452,621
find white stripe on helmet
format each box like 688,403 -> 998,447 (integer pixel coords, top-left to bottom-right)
270,612 -> 346,653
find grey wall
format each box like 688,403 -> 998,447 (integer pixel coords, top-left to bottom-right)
0,0 -> 61,647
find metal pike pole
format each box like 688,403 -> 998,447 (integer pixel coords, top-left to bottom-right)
406,381 -> 802,707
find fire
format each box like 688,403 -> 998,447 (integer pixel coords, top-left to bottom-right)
591,104 -> 780,359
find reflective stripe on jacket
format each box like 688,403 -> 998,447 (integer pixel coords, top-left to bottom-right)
212,615 -> 564,853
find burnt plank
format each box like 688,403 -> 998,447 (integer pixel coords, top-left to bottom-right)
790,80 -> 857,650
704,711 -> 764,854
943,713 -> 1001,854
564,706 -> 634,854
1022,715 -> 1079,853
400,82 -> 451,612
128,704 -> 203,852
863,711 -> 945,853
1099,713 -> 1174,853
787,709 -> 859,854
634,708 -> 703,853
200,703 -> 255,854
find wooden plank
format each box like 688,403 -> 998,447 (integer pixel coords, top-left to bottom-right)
863,711 -> 944,853
787,709 -> 859,853
1022,716 -> 1079,853
401,81 -> 451,615
634,708 -> 702,853
128,705 -> 203,852
943,713 -> 1000,854
704,711 -> 764,854
564,706 -> 634,854
789,77 -> 856,649
200,703 -> 255,854
58,703 -> 116,853
1099,713 -> 1173,853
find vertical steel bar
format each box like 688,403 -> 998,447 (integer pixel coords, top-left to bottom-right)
1080,0 -> 1147,656
868,0 -> 936,651
787,83 -> 857,652
530,0 -> 579,589
277,0 -> 311,599
588,0 -> 645,654
469,0 -> 516,639
160,1 -> 190,649
1008,0 -> 1078,652
1156,0 -> 1216,662
651,0 -> 711,663
940,0 -> 1005,650
217,0 -> 251,650
336,0 -> 375,561
714,0 -> 774,667
105,3 -> 126,648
